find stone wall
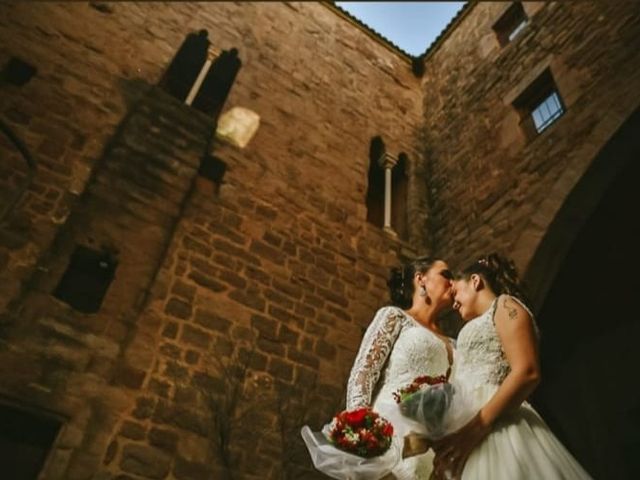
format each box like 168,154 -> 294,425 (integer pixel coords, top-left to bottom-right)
421,1 -> 640,275
0,2 -> 424,479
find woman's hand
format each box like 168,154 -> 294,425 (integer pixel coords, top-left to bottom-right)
432,413 -> 492,479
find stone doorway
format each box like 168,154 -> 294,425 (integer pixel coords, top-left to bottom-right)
528,107 -> 640,480
0,402 -> 62,479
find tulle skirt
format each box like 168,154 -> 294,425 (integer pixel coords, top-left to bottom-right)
461,385 -> 592,480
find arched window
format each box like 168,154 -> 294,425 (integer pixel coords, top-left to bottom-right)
366,136 -> 385,228
392,153 -> 409,240
365,137 -> 408,240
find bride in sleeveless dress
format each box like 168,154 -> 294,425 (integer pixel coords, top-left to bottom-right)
433,253 -> 592,480
346,257 -> 455,480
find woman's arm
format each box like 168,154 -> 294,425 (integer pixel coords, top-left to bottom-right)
433,295 -> 540,478
345,307 -> 403,410
477,295 -> 541,426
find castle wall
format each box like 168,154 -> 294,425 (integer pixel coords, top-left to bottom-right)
0,2 -> 424,478
421,1 -> 640,273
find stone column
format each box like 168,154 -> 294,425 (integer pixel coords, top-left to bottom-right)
379,152 -> 398,235
185,47 -> 220,106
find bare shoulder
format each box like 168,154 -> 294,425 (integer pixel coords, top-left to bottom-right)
495,294 -> 532,324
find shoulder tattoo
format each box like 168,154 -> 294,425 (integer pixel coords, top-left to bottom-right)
502,296 -> 519,320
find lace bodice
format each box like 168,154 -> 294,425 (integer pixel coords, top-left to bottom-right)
346,306 -> 453,410
454,295 -> 537,388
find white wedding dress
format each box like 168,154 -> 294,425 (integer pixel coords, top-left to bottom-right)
347,306 -> 454,480
453,296 -> 592,479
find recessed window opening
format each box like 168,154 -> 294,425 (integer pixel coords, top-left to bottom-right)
512,68 -> 565,139
53,245 -> 118,313
0,403 -> 62,479
493,2 -> 529,46
366,136 -> 385,228
2,57 -> 37,86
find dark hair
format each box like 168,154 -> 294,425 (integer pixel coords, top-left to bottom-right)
459,252 -> 529,305
387,256 -> 436,309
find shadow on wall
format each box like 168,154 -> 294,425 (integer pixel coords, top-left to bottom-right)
530,107 -> 640,480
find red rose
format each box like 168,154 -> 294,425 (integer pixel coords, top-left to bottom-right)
345,407 -> 369,426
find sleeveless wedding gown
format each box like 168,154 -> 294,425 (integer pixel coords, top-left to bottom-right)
453,296 -> 592,479
347,306 -> 453,480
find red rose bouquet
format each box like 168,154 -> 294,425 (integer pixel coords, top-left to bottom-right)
301,407 -> 401,479
327,407 -> 394,457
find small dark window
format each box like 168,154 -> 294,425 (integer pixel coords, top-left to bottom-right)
53,245 -> 117,313
0,403 -> 62,480
198,154 -> 227,193
366,136 -> 385,228
2,57 -> 37,86
513,68 -> 565,138
493,2 -> 528,46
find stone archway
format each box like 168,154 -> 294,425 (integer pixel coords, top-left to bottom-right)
525,107 -> 640,480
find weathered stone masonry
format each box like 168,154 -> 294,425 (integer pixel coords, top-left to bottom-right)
0,2 -> 425,479
1,1 -> 639,479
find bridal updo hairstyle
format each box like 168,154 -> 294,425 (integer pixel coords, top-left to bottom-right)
459,252 -> 530,306
387,256 -> 435,309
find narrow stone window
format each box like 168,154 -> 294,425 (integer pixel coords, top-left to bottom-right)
493,2 -> 528,46
161,30 -> 242,122
53,245 -> 117,313
513,68 -> 565,138
161,30 -> 210,103
2,57 -> 37,86
366,136 -> 385,228
392,153 -> 409,241
0,403 -> 62,479
192,47 -> 242,121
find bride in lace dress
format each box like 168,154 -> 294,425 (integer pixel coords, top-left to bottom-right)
433,253 -> 592,480
346,257 -> 455,479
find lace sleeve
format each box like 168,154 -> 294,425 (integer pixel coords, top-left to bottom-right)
345,307 -> 404,410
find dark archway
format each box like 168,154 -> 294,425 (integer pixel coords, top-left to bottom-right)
528,107 -> 640,480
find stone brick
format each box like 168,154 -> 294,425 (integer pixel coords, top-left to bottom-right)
267,357 -> 294,382
152,400 -> 208,436
120,444 -> 171,479
148,427 -> 179,453
159,343 -> 181,359
315,338 -> 337,360
264,288 -> 294,310
171,279 -> 196,301
182,235 -> 212,257
256,338 -> 285,357
165,298 -> 192,320
250,314 -> 278,340
187,270 -> 226,292
184,350 -> 200,365
277,324 -> 299,346
244,264 -> 271,285
194,309 -> 231,333
180,324 -> 212,349
162,321 -> 179,339
249,239 -> 285,265
114,364 -> 147,389
164,360 -> 189,379
218,268 -> 247,289
120,420 -> 147,440
174,455 -> 213,480
133,396 -> 156,420
287,347 -> 320,369
149,377 -> 172,398
228,288 -> 266,312
268,305 -> 304,329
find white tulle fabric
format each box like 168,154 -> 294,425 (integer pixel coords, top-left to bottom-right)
453,296 -> 592,480
346,306 -> 453,480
